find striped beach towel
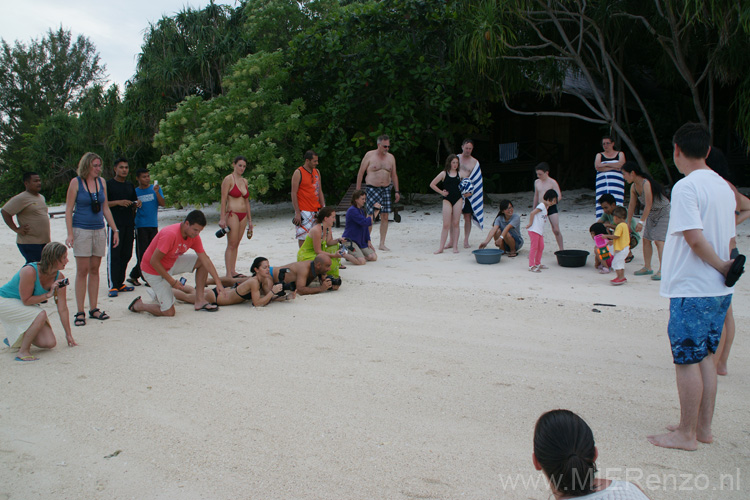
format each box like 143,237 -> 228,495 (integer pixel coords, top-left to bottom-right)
466,163 -> 484,229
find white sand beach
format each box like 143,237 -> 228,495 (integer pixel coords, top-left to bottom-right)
1,188 -> 748,499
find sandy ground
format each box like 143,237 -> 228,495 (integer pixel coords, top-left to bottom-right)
1,188 -> 748,500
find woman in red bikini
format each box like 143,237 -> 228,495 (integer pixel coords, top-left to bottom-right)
219,156 -> 253,278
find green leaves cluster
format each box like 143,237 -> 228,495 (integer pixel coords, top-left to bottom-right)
287,0 -> 491,195
150,50 -> 309,203
0,28 -> 105,201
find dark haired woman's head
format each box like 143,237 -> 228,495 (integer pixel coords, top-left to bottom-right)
497,199 -> 513,218
351,189 -> 366,206
620,161 -> 641,176
316,206 -> 335,223
533,410 -> 597,496
250,257 -> 268,276
621,162 -> 667,201
233,156 -> 247,165
444,154 -> 459,173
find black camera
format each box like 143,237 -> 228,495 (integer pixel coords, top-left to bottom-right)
58,278 -> 69,288
326,275 -> 342,287
275,269 -> 297,296
215,226 -> 230,238
91,200 -> 101,213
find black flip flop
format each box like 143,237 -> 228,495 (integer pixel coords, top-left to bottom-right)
725,254 -> 745,287
128,296 -> 141,313
196,303 -> 219,312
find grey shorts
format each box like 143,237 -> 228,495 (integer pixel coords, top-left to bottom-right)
73,227 -> 106,258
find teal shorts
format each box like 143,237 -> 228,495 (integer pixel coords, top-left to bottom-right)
668,295 -> 732,364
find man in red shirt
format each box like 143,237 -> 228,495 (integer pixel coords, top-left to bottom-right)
291,150 -> 326,247
128,210 -> 224,316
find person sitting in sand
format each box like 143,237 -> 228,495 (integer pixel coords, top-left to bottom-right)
533,409 -> 650,499
590,222 -> 613,274
272,255 -> 338,294
341,190 -> 378,264
0,242 -> 77,361
174,257 -> 289,307
297,207 -> 354,279
479,199 -> 523,256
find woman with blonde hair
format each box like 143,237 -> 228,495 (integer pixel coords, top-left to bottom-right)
0,242 -> 77,361
65,152 -> 119,326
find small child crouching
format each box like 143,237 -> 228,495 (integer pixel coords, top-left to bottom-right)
601,206 -> 630,285
590,222 -> 612,274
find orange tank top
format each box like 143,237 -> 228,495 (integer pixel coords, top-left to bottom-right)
296,166 -> 321,212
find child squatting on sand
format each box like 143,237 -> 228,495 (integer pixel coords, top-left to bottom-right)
590,222 -> 613,274
525,189 -> 558,272
600,206 -> 630,285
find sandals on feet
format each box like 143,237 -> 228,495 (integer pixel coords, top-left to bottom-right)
625,254 -> 635,263
634,267 -> 653,276
89,308 -> 110,320
74,312 -> 86,327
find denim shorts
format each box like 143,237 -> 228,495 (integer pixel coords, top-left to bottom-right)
668,295 -> 732,364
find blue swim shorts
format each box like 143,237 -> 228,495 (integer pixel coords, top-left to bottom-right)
668,295 -> 732,365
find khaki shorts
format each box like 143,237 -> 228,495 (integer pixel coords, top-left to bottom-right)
142,254 -> 198,311
73,227 -> 106,258
348,241 -> 375,260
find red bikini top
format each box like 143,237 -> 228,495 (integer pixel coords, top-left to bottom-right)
229,182 -> 249,199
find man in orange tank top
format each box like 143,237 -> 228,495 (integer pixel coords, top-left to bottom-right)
291,150 -> 326,247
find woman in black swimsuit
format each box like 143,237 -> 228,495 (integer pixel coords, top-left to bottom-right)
429,154 -> 464,254
173,257 -> 286,307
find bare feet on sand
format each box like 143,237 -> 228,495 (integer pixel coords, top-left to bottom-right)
453,248 -> 459,253
665,424 -> 713,443
463,242 -> 471,248
647,430 -> 699,451
379,245 -> 390,251
434,247 -> 444,255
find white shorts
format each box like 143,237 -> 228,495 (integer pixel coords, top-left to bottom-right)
611,248 -> 628,270
142,254 -> 198,311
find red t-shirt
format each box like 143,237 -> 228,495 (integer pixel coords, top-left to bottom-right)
141,223 -> 204,275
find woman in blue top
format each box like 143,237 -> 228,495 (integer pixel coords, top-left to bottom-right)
65,153 -> 119,326
0,242 -> 76,361
479,199 -> 524,257
341,190 -> 379,265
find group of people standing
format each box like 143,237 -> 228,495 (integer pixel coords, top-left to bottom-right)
0,153 -> 164,359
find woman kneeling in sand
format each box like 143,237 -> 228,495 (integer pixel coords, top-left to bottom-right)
174,257 -> 290,307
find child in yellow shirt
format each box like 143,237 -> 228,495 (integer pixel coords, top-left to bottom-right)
602,206 -> 630,285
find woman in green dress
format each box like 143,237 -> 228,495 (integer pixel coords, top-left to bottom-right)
296,207 -> 350,277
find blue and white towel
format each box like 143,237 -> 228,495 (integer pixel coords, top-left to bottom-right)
466,163 -> 484,229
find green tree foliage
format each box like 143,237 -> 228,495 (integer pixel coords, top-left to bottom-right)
0,27 -> 104,200
453,0 -> 750,182
150,50 -> 309,203
288,0 -> 491,195
21,85 -> 121,201
116,1 -> 255,171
